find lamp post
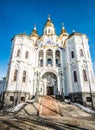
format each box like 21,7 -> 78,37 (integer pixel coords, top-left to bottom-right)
35,71 -> 40,101
59,70 -> 64,101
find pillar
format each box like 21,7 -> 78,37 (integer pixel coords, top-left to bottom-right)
53,50 -> 56,67
57,76 -> 61,94
44,50 -> 46,67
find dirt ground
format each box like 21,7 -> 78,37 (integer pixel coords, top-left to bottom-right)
0,114 -> 95,130
0,96 -> 95,130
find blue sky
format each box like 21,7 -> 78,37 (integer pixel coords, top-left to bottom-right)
0,0 -> 95,79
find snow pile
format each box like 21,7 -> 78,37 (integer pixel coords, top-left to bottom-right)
65,99 -> 71,104
13,103 -> 27,112
73,103 -> 95,115
26,99 -> 35,103
6,103 -> 27,113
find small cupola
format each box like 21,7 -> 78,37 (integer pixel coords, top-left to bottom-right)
30,25 -> 39,38
60,24 -> 68,37
43,16 -> 55,35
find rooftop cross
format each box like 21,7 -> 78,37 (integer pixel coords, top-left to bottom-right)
34,24 -> 36,30
62,23 -> 65,29
48,14 -> 51,20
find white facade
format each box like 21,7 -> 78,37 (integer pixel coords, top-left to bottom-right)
4,17 -> 95,107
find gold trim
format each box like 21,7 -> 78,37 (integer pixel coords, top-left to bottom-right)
44,18 -> 54,27
30,29 -> 39,38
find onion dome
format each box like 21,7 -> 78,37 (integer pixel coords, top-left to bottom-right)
60,23 -> 68,37
30,25 -> 39,38
44,16 -> 54,28
43,16 -> 55,35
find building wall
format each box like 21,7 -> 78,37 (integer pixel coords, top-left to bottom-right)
3,24 -> 95,108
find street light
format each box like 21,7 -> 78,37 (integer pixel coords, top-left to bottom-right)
35,71 -> 40,101
59,70 -> 64,101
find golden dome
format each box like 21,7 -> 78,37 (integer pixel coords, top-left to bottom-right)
30,25 -> 39,38
44,17 -> 54,28
60,25 -> 68,37
61,28 -> 66,34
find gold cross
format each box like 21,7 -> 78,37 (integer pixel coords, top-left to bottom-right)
48,14 -> 51,18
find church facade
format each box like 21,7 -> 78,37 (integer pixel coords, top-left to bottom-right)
3,17 -> 95,107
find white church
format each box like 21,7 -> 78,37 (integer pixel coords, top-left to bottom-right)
0,16 -> 95,108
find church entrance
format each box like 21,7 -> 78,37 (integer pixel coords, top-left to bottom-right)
41,72 -> 57,96
47,86 -> 54,95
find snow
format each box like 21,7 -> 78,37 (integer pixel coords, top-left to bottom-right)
26,99 -> 35,103
73,103 -> 95,115
6,103 -> 27,113
64,99 -> 71,104
13,103 -> 27,112
5,99 -> 35,113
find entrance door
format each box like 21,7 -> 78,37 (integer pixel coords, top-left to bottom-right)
47,86 -> 54,95
42,72 -> 57,96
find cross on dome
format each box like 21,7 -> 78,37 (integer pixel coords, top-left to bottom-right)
72,30 -> 75,33
48,14 -> 51,20
62,23 -> 65,29
34,24 -> 36,30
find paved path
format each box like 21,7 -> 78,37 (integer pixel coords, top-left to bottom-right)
38,96 -> 90,117
39,96 -> 61,116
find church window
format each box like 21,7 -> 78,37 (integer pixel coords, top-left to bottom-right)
71,51 -> 74,58
55,50 -> 61,67
46,49 -> 53,66
48,29 -> 50,34
86,97 -> 92,102
40,59 -> 43,67
13,69 -> 18,81
73,71 -> 77,82
47,58 -> 52,66
25,51 -> 29,59
22,71 -> 26,82
56,59 -> 59,64
83,70 -> 87,81
21,97 -> 25,101
17,49 -> 20,57
45,30 -> 47,34
39,50 -> 43,67
80,49 -> 83,57
10,96 -> 14,101
40,88 -> 42,92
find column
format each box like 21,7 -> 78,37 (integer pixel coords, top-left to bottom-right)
44,50 -> 46,67
60,50 -> 63,67
36,51 -> 39,67
66,45 -> 73,93
57,76 -> 61,94
53,50 -> 56,67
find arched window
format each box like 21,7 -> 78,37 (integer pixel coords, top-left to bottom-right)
13,69 -> 18,81
56,59 -> 59,64
25,51 -> 29,59
47,58 -> 52,65
17,49 -> 20,57
48,29 -> 50,33
80,49 -> 83,57
45,30 -> 47,34
83,70 -> 87,81
73,71 -> 77,82
55,50 -> 61,67
46,49 -> 53,66
21,97 -> 25,102
22,71 -> 26,82
40,59 -> 43,67
71,51 -> 74,58
39,50 -> 43,67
